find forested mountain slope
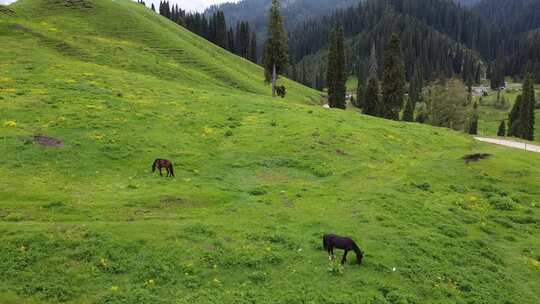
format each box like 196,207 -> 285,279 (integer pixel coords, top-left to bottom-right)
288,0 -> 487,87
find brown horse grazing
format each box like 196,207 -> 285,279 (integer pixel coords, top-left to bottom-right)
152,159 -> 175,177
323,234 -> 364,265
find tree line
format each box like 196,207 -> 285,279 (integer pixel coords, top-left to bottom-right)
154,1 -> 257,63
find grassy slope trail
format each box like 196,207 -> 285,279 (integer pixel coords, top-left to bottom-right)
1,0 -> 540,303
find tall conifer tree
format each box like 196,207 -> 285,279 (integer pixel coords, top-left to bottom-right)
402,97 -> 415,122
497,120 -> 506,137
355,68 -> 364,108
249,32 -> 257,63
508,95 -> 522,137
327,29 -> 337,107
263,0 -> 289,97
215,11 -> 227,49
363,78 -> 380,116
520,74 -> 536,140
326,26 -> 346,109
468,101 -> 479,135
363,43 -> 380,116
382,34 -> 405,120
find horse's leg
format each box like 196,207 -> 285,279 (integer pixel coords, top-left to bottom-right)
159,167 -> 163,177
327,246 -> 333,260
341,250 -> 349,264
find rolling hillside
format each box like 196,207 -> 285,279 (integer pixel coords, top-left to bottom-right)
1,0 -> 540,303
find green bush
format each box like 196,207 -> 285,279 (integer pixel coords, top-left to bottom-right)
248,271 -> 267,283
488,196 -> 517,211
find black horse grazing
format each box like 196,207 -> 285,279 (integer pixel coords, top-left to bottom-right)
152,159 -> 175,177
323,234 -> 364,265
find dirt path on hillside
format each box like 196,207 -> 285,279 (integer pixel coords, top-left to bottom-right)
474,137 -> 540,153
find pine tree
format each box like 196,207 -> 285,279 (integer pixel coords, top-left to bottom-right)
227,27 -> 235,53
355,69 -> 364,108
263,0 -> 289,97
368,43 -> 377,80
520,74 -> 536,140
402,97 -> 415,122
363,77 -> 380,116
301,61 -> 307,85
409,64 -> 423,105
316,68 -> 325,91
416,104 -> 426,124
249,32 -> 257,63
469,101 -> 479,135
215,11 -> 227,49
382,34 -> 406,120
497,120 -> 506,137
362,43 -> 380,116
490,56 -> 505,90
326,26 -> 346,109
326,29 -> 337,107
508,95 -> 522,137
334,26 -> 346,109
151,3 -> 155,12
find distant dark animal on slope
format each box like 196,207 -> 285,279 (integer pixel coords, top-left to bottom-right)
276,85 -> 286,98
463,153 -> 492,163
152,159 -> 175,177
323,234 -> 364,265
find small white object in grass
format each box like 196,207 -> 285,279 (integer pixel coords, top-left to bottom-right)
323,104 -> 330,109
392,267 -> 397,272
297,248 -> 302,252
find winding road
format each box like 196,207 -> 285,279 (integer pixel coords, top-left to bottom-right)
475,137 -> 540,153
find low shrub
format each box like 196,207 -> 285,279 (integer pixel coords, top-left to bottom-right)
488,196 -> 517,211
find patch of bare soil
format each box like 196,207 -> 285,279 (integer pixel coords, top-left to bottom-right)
160,197 -> 184,205
34,135 -> 64,147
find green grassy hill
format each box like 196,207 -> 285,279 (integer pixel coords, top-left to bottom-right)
1,0 -> 539,303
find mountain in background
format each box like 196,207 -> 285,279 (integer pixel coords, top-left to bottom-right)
453,0 -> 481,7
202,0 -> 540,86
204,0 -> 359,35
473,0 -> 540,34
287,0 -> 490,88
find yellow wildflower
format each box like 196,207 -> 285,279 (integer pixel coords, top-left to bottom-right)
202,127 -> 214,136
4,121 -> 17,128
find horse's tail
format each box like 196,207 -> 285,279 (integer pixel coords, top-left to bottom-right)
169,163 -> 175,177
152,159 -> 157,172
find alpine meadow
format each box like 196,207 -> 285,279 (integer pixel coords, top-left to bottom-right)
1,0 -> 540,303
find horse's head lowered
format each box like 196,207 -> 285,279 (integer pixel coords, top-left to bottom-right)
356,249 -> 364,264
